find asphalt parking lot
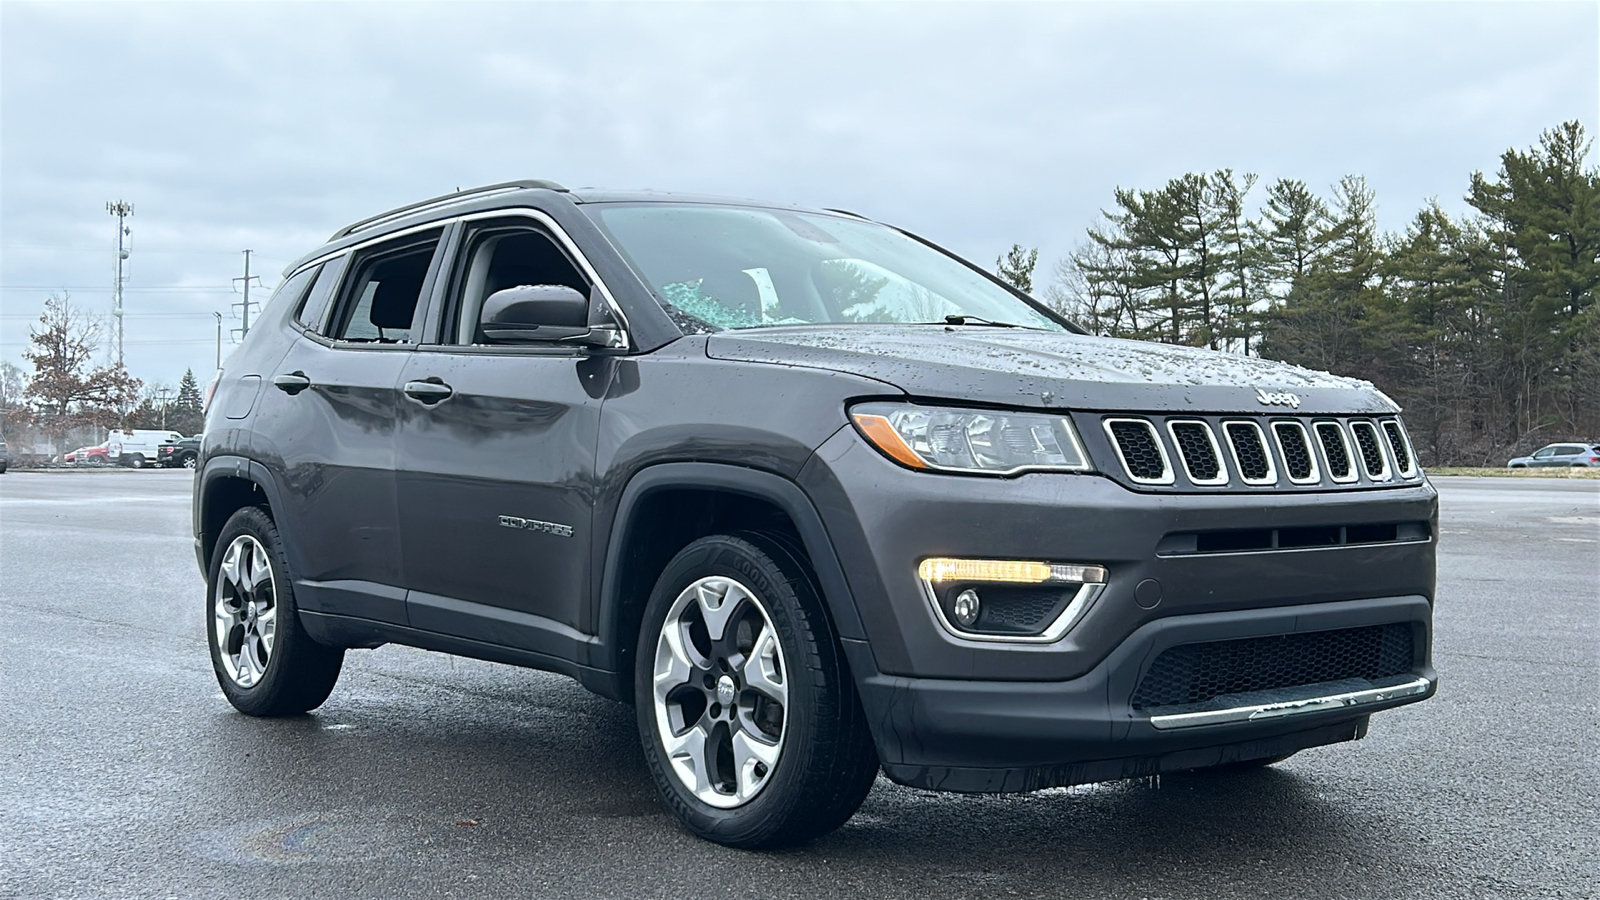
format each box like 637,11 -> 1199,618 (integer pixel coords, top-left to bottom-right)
1,471 -> 1595,900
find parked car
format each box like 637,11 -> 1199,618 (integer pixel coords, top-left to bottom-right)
64,445 -> 112,467
1507,443 -> 1600,468
195,181 -> 1437,848
0,436 -> 8,474
158,436 -> 202,469
107,429 -> 183,469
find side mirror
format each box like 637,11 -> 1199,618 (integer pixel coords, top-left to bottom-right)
479,284 -> 627,350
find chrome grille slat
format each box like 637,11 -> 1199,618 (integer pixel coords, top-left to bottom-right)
1314,421 -> 1357,483
1103,418 -> 1174,485
1223,421 -> 1277,485
1382,420 -> 1417,477
1271,420 -> 1320,484
1349,421 -> 1391,481
1167,421 -> 1227,486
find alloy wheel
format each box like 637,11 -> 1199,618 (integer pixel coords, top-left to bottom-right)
213,535 -> 277,688
652,576 -> 788,809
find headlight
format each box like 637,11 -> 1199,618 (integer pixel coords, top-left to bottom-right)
850,402 -> 1093,475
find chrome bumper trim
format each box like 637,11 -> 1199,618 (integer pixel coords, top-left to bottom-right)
1147,676 -> 1433,730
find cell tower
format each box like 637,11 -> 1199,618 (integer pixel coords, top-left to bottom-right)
107,200 -> 134,368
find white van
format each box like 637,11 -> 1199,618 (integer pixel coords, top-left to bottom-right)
106,430 -> 183,469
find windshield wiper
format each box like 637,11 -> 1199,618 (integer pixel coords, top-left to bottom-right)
941,314 -> 1019,328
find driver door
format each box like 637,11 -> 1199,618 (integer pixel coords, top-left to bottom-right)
394,218 -> 612,660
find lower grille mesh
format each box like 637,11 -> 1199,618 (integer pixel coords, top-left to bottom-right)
1131,624 -> 1415,710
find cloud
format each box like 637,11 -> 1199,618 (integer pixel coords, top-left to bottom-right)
1,1 -> 1594,385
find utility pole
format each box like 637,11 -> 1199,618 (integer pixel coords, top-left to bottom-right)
213,312 -> 224,369
106,200 -> 134,368
232,249 -> 261,339
155,387 -> 173,430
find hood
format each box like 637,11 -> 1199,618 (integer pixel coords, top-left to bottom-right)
705,325 -> 1396,415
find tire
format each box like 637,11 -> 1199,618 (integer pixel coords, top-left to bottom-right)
88,457 -> 104,468
182,454 -> 198,470
635,533 -> 879,849
207,506 -> 344,716
126,455 -> 146,469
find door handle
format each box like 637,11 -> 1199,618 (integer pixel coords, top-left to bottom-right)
403,378 -> 454,405
272,371 -> 311,395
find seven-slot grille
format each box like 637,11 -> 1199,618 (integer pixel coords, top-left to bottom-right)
1100,414 -> 1419,490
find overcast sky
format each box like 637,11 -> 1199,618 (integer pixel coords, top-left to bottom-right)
2,1 -> 1595,388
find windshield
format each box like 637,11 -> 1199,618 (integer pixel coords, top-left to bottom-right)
584,203 -> 1064,334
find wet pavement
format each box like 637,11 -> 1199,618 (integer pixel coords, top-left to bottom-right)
1,470 -> 1595,899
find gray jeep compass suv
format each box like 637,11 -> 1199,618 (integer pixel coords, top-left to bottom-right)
195,180 -> 1437,848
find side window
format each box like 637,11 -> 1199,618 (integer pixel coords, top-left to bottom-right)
1533,447 -> 1556,458
295,255 -> 350,334
449,226 -> 590,345
263,267 -> 319,322
328,232 -> 442,344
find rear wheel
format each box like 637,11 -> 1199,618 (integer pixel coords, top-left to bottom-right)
208,506 -> 343,716
126,454 -> 146,469
635,533 -> 878,849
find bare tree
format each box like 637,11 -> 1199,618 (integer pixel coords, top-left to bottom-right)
22,293 -> 141,448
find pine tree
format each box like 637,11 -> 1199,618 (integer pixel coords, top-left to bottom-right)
995,245 -> 1039,294
172,369 -> 205,435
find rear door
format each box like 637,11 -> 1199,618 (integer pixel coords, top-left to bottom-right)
393,215 -> 613,659
247,228 -> 447,625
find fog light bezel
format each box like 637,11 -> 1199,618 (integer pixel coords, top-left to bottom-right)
917,556 -> 1107,644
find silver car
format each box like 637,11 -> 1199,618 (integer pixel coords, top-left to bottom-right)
1508,442 -> 1600,468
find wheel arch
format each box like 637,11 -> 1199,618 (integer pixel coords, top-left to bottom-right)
592,462 -> 868,702
195,456 -> 289,575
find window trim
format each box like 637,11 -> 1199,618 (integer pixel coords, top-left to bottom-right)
456,208 -> 631,350
324,228 -> 447,347
440,219 -> 595,348
288,209 -> 632,353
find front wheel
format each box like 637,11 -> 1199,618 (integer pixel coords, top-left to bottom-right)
635,533 -> 878,849
207,506 -> 343,716
182,454 -> 198,470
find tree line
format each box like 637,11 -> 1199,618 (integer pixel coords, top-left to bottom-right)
0,293 -> 204,459
1024,121 -> 1597,466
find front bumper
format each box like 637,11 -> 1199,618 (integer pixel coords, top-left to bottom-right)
841,594 -> 1435,792
798,427 -> 1438,789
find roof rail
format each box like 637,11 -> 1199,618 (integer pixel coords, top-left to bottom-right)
328,179 -> 568,241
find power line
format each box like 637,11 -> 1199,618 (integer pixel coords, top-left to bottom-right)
0,285 -> 253,292
0,243 -> 249,256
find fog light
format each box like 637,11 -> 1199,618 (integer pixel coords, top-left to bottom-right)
917,556 -> 1108,643
952,589 -> 981,628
